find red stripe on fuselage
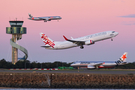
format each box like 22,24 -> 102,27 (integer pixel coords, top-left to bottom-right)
98,66 -> 115,68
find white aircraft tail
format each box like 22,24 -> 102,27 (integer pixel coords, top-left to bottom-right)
40,33 -> 55,48
115,52 -> 128,64
28,13 -> 33,18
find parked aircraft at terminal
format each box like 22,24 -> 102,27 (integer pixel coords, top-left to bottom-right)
71,52 -> 128,69
28,13 -> 62,22
40,31 -> 118,50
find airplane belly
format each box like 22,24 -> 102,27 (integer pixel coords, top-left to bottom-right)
56,43 -> 77,49
99,65 -> 116,68
71,64 -> 88,67
99,63 -> 116,68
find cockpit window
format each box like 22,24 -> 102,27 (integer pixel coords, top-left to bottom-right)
112,31 -> 115,33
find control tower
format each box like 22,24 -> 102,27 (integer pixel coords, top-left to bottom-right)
6,21 -> 28,65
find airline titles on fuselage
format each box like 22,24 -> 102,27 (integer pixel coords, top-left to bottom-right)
85,32 -> 107,39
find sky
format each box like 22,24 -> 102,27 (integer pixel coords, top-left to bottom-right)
0,0 -> 135,63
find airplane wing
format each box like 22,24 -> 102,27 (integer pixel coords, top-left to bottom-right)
88,62 -> 105,69
94,62 -> 105,66
63,35 -> 85,45
38,17 -> 46,20
38,17 -> 51,21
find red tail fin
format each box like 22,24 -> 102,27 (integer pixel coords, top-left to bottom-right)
40,33 -> 55,48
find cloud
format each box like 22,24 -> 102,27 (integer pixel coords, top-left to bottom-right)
119,14 -> 135,18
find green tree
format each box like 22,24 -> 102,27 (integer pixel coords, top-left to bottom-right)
31,61 -> 38,68
0,59 -> 7,68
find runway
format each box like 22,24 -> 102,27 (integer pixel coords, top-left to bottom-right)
0,69 -> 135,74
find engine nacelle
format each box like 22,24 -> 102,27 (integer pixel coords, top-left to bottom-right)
46,18 -> 51,21
48,19 -> 51,21
87,65 -> 95,69
85,40 -> 94,45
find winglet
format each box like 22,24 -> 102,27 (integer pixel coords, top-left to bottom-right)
63,35 -> 68,40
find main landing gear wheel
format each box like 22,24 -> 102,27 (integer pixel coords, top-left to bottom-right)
80,46 -> 84,49
111,38 -> 113,41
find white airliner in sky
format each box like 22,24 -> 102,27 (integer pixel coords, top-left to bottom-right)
71,52 -> 128,69
28,13 -> 62,22
40,31 -> 118,50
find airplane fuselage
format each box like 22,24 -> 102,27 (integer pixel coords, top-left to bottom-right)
44,31 -> 118,50
28,16 -> 62,22
71,61 -> 125,69
71,52 -> 127,69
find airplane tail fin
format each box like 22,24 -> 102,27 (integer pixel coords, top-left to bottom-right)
115,52 -> 128,64
40,33 -> 55,48
28,13 -> 33,18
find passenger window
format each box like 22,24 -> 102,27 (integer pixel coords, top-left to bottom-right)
112,31 -> 115,33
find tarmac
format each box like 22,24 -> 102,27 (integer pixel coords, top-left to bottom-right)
0,69 -> 135,74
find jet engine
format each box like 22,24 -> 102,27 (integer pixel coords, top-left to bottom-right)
48,19 -> 51,21
85,40 -> 94,45
87,65 -> 95,69
46,18 -> 51,21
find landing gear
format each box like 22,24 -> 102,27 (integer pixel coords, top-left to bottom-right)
95,66 -> 99,69
80,45 -> 84,49
111,38 -> 113,41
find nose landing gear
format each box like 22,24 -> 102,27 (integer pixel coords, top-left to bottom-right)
80,45 -> 84,49
111,38 -> 113,41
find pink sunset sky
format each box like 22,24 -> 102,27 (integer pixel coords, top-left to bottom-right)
0,0 -> 135,63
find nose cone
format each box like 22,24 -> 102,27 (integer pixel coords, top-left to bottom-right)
70,63 -> 73,66
57,16 -> 62,19
115,32 -> 119,36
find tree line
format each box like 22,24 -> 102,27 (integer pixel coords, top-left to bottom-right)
115,62 -> 135,69
0,59 -> 72,69
0,58 -> 135,69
